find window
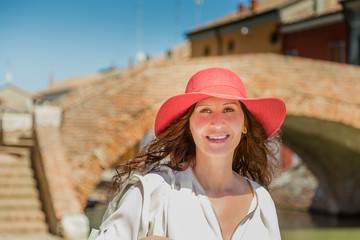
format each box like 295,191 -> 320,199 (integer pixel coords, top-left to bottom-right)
203,46 -> 210,56
227,40 -> 235,53
358,36 -> 360,65
270,31 -> 279,44
329,40 -> 345,63
283,49 -> 298,56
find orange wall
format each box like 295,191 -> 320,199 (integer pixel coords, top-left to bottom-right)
191,22 -> 282,57
191,36 -> 219,57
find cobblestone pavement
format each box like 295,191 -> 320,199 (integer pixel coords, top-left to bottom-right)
0,234 -> 62,240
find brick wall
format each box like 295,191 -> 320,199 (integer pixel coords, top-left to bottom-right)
36,126 -> 83,220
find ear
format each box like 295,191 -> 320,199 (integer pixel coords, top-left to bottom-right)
242,127 -> 247,134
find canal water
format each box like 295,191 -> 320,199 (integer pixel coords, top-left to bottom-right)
278,209 -> 360,239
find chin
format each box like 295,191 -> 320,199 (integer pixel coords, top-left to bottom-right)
205,148 -> 235,158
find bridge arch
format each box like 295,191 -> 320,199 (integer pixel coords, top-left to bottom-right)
281,115 -> 360,215
65,54 -> 360,215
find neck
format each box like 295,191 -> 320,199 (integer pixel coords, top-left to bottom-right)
192,150 -> 236,196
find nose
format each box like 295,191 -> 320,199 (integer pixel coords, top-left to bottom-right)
210,112 -> 224,128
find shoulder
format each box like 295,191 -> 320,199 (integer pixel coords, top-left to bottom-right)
121,169 -> 173,201
144,165 -> 177,188
149,165 -> 189,187
106,170 -> 172,212
102,169 -> 174,223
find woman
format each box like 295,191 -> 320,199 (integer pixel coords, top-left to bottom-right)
89,68 -> 286,240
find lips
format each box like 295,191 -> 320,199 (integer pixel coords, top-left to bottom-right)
206,133 -> 230,143
206,135 -> 229,140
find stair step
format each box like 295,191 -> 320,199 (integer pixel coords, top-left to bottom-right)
0,209 -> 45,221
9,139 -> 35,147
19,134 -> 34,140
0,146 -> 30,157
0,198 -> 41,210
0,167 -> 33,178
0,177 -> 36,187
0,153 -> 31,168
1,132 -> 34,147
0,187 -> 39,199
0,234 -> 61,240
0,161 -> 31,168
0,221 -> 48,234
0,141 -> 49,234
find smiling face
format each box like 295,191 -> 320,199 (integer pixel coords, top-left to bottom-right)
189,97 -> 247,160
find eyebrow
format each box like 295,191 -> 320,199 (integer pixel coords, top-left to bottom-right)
196,102 -> 239,107
223,102 -> 239,105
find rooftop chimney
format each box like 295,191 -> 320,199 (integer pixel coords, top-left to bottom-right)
251,0 -> 259,12
238,3 -> 246,13
313,0 -> 325,15
49,72 -> 55,86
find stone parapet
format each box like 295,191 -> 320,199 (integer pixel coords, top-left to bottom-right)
35,126 -> 89,237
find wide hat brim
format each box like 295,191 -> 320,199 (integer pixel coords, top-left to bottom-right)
155,91 -> 286,138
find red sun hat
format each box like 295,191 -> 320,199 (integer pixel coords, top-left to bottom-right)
154,67 -> 286,138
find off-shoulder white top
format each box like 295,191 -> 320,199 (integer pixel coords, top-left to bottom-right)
89,166 -> 281,240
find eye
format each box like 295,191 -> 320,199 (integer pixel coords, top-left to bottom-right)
223,107 -> 234,113
200,108 -> 211,113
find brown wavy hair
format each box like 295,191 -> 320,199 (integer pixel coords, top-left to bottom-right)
112,102 -> 280,190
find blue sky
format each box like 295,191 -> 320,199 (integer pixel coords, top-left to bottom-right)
0,0 -> 250,93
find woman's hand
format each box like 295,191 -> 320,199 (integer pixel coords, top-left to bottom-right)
140,237 -> 171,240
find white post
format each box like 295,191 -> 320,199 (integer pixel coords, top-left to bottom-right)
34,105 -> 62,127
1,112 -> 33,131
61,214 -> 90,240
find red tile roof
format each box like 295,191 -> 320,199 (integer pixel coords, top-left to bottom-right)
0,84 -> 33,98
35,69 -> 125,98
282,0 -> 342,24
187,0 -> 297,35
187,0 -> 343,35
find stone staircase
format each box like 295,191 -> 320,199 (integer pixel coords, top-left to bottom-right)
0,142 -> 48,234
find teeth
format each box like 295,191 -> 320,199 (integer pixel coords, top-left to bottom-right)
207,135 -> 228,140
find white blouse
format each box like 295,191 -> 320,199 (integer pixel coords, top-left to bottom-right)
89,166 -> 281,240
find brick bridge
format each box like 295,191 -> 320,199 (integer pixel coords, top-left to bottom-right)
36,51 -> 360,224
